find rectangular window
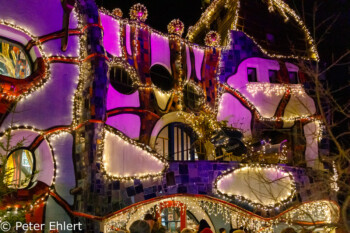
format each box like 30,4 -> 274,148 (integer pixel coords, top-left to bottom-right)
268,70 -> 278,83
289,72 -> 299,84
247,67 -> 257,82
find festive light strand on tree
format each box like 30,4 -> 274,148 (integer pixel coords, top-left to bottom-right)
213,164 -> 296,210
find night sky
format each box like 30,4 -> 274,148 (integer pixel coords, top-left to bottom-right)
96,0 -> 203,34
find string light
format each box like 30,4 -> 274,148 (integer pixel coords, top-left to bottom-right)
246,83 -> 305,97
330,161 -> 339,192
104,194 -> 339,232
129,4 -> 148,22
204,31 -> 221,47
186,0 -> 319,61
167,19 -> 184,36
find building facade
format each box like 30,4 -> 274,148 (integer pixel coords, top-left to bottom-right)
0,0 -> 340,232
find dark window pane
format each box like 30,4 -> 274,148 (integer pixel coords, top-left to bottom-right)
268,70 -> 278,83
110,66 -> 135,94
150,64 -> 174,91
247,67 -> 257,82
266,33 -> 275,44
183,83 -> 203,110
289,72 -> 298,84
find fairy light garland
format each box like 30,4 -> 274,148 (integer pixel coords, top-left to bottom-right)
246,83 -> 305,97
186,0 -> 319,61
167,19 -> 184,36
129,3 -> 148,22
213,164 -> 296,210
112,8 -> 123,18
0,21 -> 51,102
105,195 -> 272,232
267,0 -> 319,60
330,161 -> 339,192
105,194 -> 338,233
282,201 -> 339,224
222,83 -> 322,123
204,31 -> 221,47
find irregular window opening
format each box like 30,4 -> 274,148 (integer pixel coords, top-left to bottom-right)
5,148 -> 34,189
150,64 -> 174,91
289,71 -> 299,84
268,69 -> 278,83
183,83 -> 204,111
247,67 -> 257,82
0,37 -> 32,79
110,66 -> 136,94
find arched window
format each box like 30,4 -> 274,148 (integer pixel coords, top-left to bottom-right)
110,66 -> 136,94
150,64 -> 174,91
155,123 -> 198,161
5,148 -> 34,189
0,38 -> 31,79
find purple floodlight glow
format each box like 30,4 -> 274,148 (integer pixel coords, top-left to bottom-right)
100,13 -> 122,57
0,24 -> 32,45
106,84 -> 140,110
151,32 -> 171,73
126,24 -> 132,56
106,114 -> 141,139
193,47 -> 204,80
186,45 -> 191,80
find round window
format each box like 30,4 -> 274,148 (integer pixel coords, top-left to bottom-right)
0,38 -> 32,79
5,148 -> 34,189
150,65 -> 174,91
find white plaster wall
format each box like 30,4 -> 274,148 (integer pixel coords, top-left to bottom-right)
151,32 -> 171,73
34,140 -> 54,186
51,133 -> 75,205
106,114 -> 141,140
103,131 -> 165,177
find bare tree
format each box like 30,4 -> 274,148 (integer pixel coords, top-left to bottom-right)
292,0 -> 350,231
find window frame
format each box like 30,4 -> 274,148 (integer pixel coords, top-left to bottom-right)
109,65 -> 136,95
6,147 -> 35,189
